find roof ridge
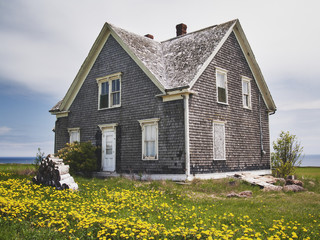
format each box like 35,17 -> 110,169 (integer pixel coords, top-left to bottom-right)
161,19 -> 238,43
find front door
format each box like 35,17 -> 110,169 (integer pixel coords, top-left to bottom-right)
102,130 -> 116,171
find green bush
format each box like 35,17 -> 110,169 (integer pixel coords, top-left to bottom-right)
271,131 -> 303,179
57,142 -> 99,174
34,148 -> 45,169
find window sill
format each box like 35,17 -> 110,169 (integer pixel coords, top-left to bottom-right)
98,105 -> 121,111
217,102 -> 229,106
243,106 -> 252,110
142,157 -> 158,161
214,158 -> 226,161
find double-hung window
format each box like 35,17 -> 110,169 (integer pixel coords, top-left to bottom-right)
68,128 -> 80,143
216,68 -> 228,104
96,72 -> 122,110
242,77 -> 252,109
138,118 -> 159,160
213,121 -> 226,160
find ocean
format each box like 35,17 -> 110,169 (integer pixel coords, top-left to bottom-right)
0,157 -> 35,164
0,155 -> 320,167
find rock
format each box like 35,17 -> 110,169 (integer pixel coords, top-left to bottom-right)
283,185 -> 304,192
262,185 -> 283,192
239,191 -> 252,197
227,192 -> 239,198
286,179 -> 304,187
309,181 -> 315,187
227,191 -> 252,198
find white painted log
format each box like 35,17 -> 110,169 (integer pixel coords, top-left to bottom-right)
60,173 -> 71,181
56,165 -> 69,175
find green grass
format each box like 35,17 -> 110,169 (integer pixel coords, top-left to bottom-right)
1,165 -> 320,239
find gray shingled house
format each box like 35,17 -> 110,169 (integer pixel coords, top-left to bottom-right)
50,19 -> 276,180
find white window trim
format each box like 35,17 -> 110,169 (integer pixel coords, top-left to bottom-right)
212,121 -> 226,161
138,118 -> 160,161
242,76 -> 252,109
96,72 -> 122,110
68,127 -> 80,143
215,67 -> 228,105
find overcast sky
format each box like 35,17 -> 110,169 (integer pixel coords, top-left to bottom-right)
0,0 -> 320,157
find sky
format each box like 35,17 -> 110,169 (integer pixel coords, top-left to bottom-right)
0,0 -> 320,157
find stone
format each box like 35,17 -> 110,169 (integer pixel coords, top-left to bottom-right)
286,179 -> 304,187
283,185 -> 304,192
239,190 -> 252,197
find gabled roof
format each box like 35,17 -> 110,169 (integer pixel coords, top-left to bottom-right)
50,19 -> 276,113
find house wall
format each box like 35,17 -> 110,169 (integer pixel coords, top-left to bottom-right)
54,35 -> 185,174
189,32 -> 271,174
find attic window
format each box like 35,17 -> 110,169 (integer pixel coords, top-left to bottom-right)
242,76 -> 252,109
96,72 -> 122,110
216,68 -> 228,104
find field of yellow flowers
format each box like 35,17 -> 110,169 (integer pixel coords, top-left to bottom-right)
0,166 -> 320,240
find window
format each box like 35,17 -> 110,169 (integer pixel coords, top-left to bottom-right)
68,128 -> 80,143
216,68 -> 228,104
96,72 -> 122,110
138,118 -> 159,160
213,121 -> 226,160
242,77 -> 251,109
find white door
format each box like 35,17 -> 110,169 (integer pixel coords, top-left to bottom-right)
102,130 -> 116,171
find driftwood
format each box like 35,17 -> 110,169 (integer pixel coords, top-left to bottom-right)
33,154 -> 78,190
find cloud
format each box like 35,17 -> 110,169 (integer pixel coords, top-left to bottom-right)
278,100 -> 320,111
0,126 -> 11,135
0,141 -> 53,157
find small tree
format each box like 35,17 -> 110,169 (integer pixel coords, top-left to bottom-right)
271,131 -> 303,178
34,148 -> 45,169
57,142 -> 99,174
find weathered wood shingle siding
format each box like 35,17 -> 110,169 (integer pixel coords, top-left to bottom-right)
54,35 -> 185,174
189,32 -> 270,174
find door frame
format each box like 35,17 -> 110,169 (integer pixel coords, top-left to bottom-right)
98,123 -> 118,172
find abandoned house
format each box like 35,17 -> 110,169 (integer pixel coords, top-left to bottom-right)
50,19 -> 276,180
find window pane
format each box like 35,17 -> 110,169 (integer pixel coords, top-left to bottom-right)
218,87 -> 226,103
101,82 -> 109,95
242,81 -> 248,94
112,79 -> 120,92
112,92 -> 120,106
243,95 -> 249,107
100,94 -> 109,109
146,141 -> 155,157
70,131 -> 79,143
217,73 -> 225,88
214,124 -> 225,159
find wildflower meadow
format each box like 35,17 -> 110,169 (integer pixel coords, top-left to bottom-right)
0,166 -> 319,239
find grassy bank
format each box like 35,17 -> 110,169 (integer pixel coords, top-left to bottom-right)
0,165 -> 319,239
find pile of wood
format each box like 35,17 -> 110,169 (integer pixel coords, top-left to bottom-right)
33,154 -> 78,190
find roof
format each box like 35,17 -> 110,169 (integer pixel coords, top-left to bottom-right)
50,19 -> 276,113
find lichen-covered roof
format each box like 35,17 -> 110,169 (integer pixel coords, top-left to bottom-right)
161,20 -> 236,88
109,20 -> 236,89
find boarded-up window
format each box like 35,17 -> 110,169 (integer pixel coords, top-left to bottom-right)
213,122 -> 225,160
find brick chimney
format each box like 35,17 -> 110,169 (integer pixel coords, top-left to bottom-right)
144,34 -> 154,39
176,23 -> 187,36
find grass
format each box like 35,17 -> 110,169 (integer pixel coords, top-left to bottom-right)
0,165 -> 319,239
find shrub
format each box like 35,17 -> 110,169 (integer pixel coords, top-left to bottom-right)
57,142 -> 99,174
34,148 -> 45,169
271,131 -> 303,179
